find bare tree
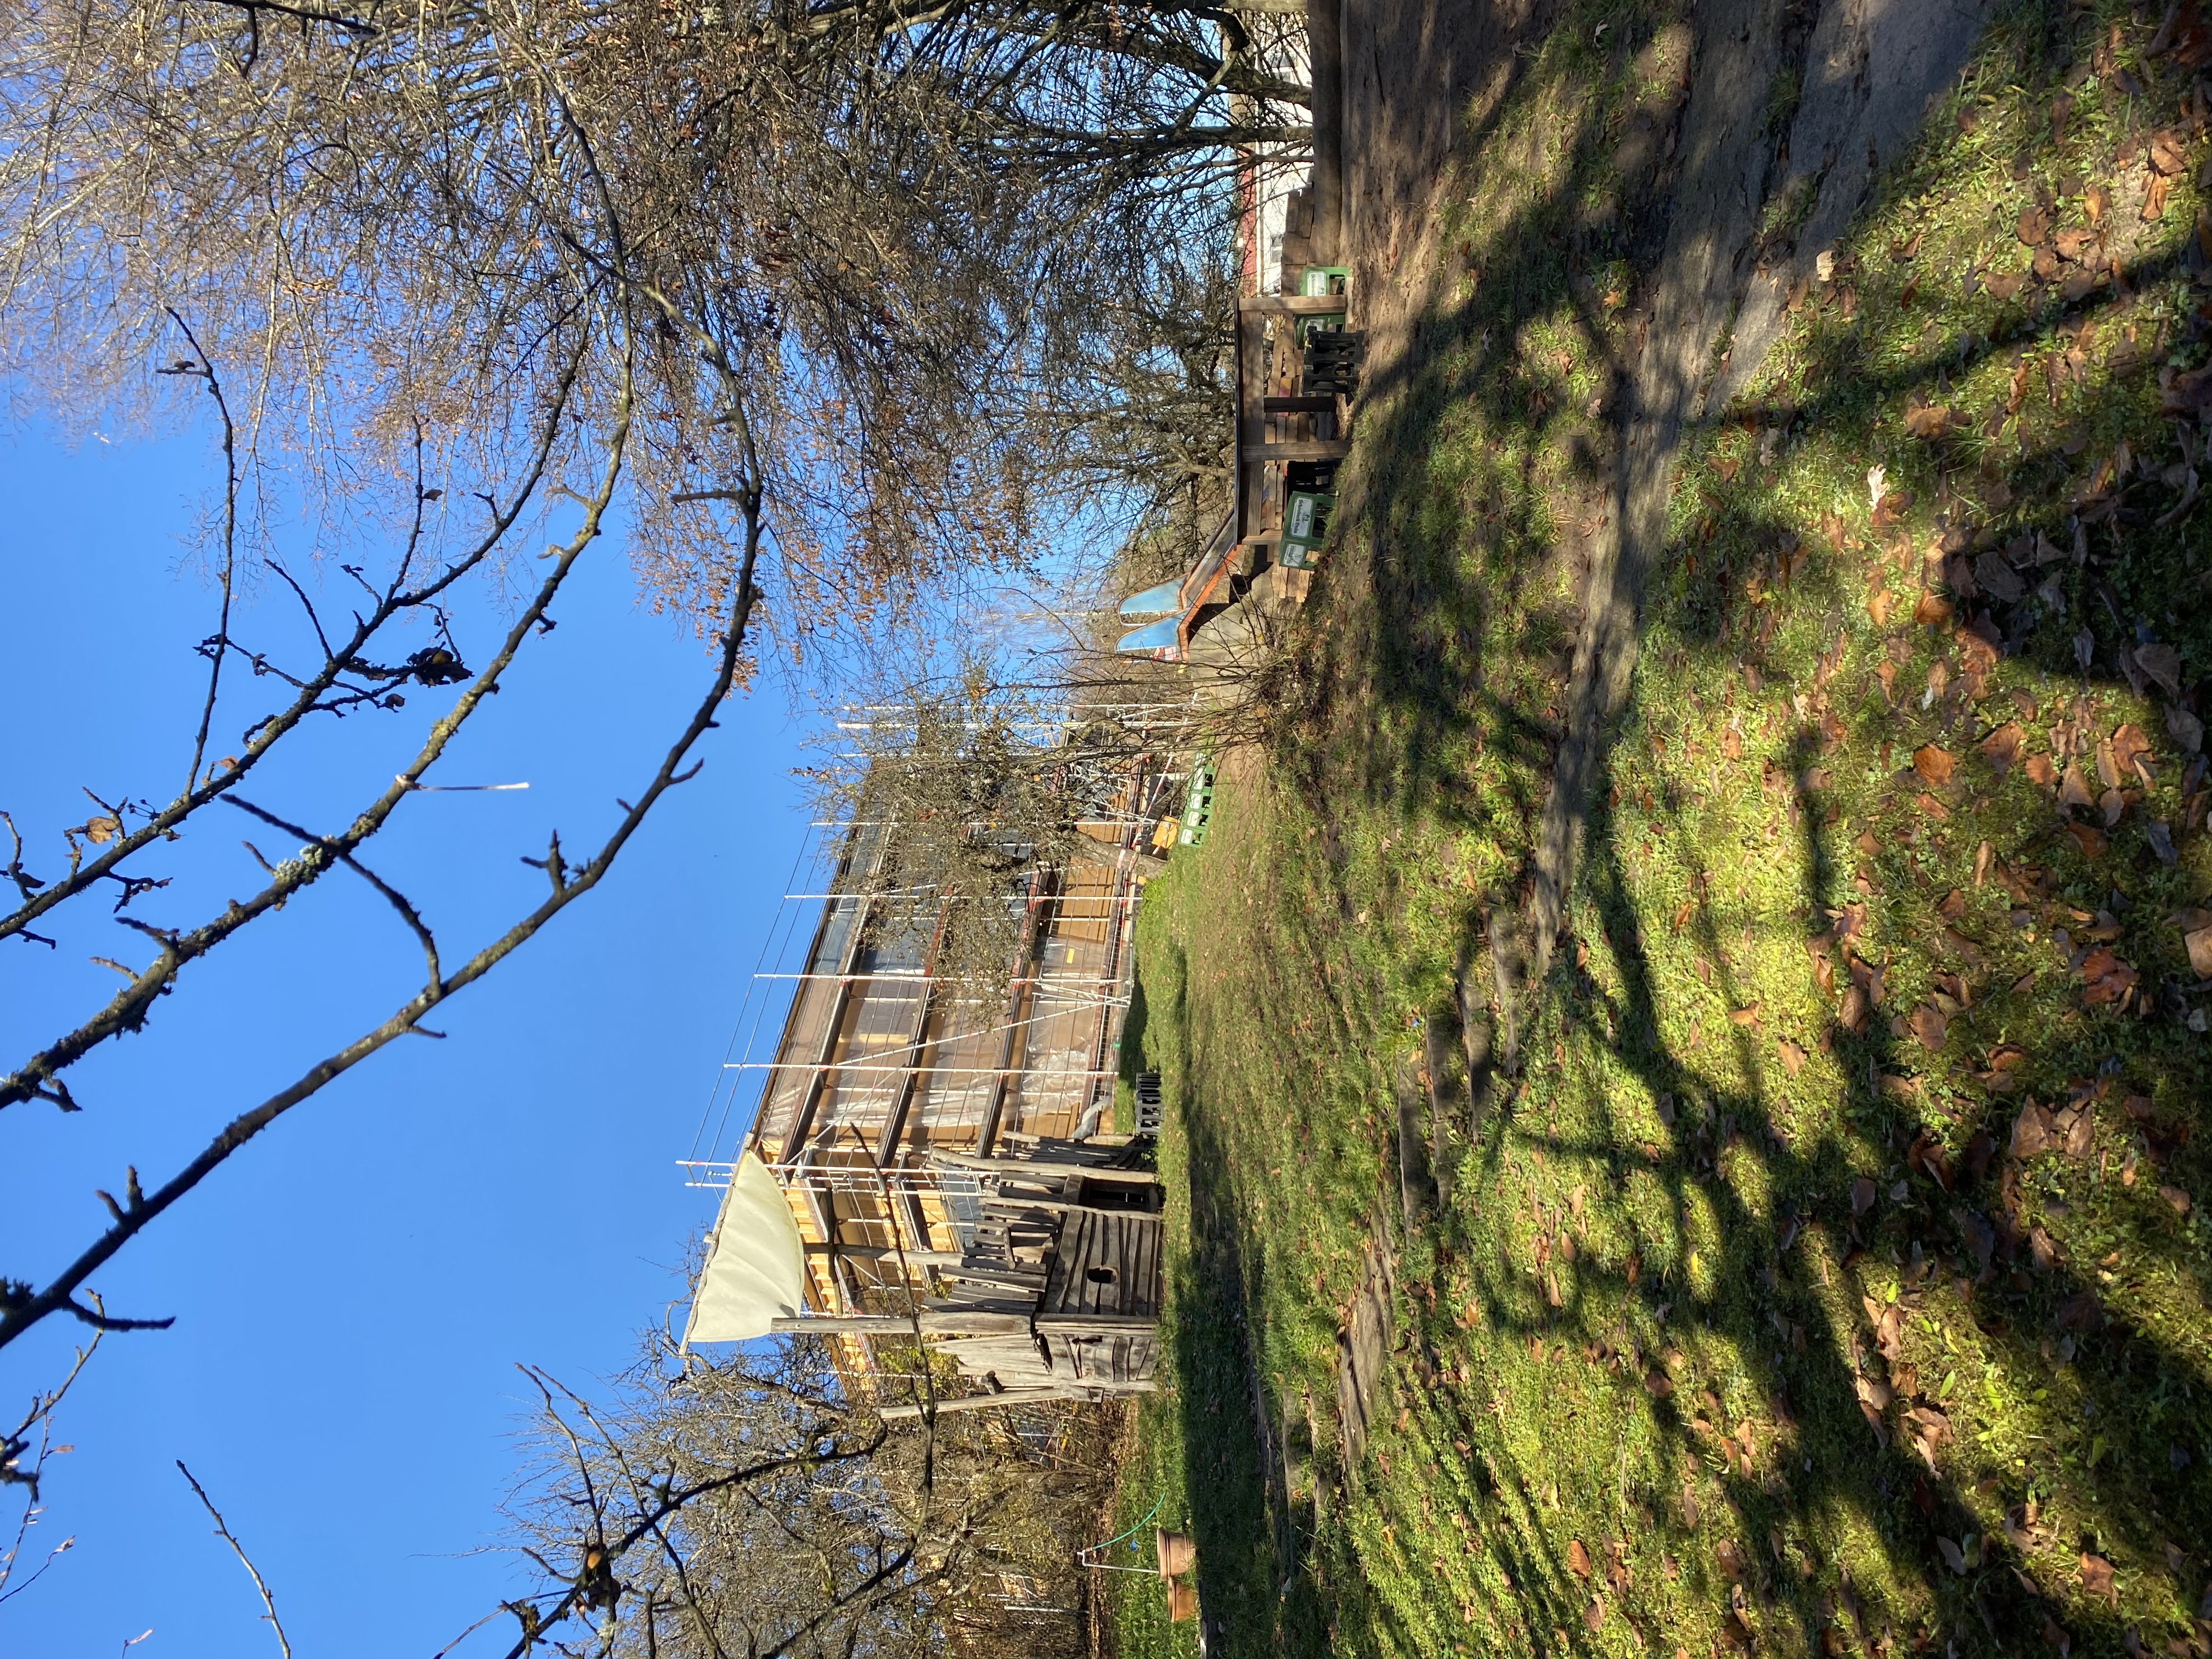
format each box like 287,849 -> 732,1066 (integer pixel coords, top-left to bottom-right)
0,0 -> 1290,666
486,1334 -> 1111,1659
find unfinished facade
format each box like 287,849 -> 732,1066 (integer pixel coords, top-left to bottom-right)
685,764 -> 1175,1404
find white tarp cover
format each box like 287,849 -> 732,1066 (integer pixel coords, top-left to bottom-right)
684,1152 -> 808,1344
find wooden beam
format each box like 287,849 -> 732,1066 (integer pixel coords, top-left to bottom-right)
1035,1313 -> 1163,1331
975,868 -> 1054,1156
1262,394 -> 1339,413
768,1311 -> 1034,1336
876,1390 -> 1079,1421
1242,438 -> 1352,462
932,1150 -> 1158,1184
1237,293 -> 1349,315
804,1245 -> 962,1266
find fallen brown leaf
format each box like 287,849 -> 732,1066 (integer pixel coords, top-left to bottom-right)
2160,1184 -> 2192,1215
2177,907 -> 2212,977
1914,590 -> 1955,627
1910,1003 -> 1948,1051
1778,1037 -> 1807,1076
1914,744 -> 1957,785
1873,1301 -> 1905,1364
2066,822 -> 2109,857
1728,1003 -> 1761,1026
1980,723 -> 2025,777
2053,1289 -> 2106,1334
2145,173 -> 2173,221
1852,1175 -> 1877,1215
2081,946 -> 2137,1004
2027,753 -> 2058,788
2111,722 -> 2153,778
2134,644 -> 2182,698
2095,737 -> 2123,791
1568,1538 -> 1593,1580
2081,1552 -> 2117,1603
2011,1102 -> 2057,1159
2059,761 -> 2095,809
1905,402 -> 1955,440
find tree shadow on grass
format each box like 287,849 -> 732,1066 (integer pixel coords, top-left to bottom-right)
1215,0 -> 2212,1651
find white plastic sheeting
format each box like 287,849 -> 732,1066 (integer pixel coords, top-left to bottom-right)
684,1152 -> 808,1344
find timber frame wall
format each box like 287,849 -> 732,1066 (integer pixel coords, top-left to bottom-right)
740,804 -> 1153,1323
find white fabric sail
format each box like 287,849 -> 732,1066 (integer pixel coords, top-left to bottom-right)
684,1152 -> 808,1344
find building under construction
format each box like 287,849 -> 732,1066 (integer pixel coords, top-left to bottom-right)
683,754 -> 1180,1407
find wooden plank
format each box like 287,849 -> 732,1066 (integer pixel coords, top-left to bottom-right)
1242,439 -> 1352,462
805,1245 -> 962,1266
1262,394 -> 1338,413
1033,1313 -> 1161,1330
940,1266 -> 1046,1293
877,1389 -> 1079,1421
932,1150 -> 1158,1184
1238,293 -> 1350,315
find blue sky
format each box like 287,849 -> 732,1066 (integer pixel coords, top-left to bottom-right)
0,421 -> 813,1653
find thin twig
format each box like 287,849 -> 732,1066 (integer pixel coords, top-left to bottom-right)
176,1462 -> 291,1659
165,313 -> 238,802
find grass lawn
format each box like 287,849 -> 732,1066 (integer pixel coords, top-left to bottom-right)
1107,2 -> 2212,1655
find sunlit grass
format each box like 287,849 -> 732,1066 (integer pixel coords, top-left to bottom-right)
1108,1 -> 2212,1655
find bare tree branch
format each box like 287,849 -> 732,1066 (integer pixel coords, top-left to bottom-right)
175,1461 -> 292,1659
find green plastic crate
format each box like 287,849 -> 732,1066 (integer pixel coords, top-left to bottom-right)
1280,489 -> 1334,569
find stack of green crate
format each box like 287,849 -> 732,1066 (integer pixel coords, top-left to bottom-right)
1178,754 -> 1215,847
